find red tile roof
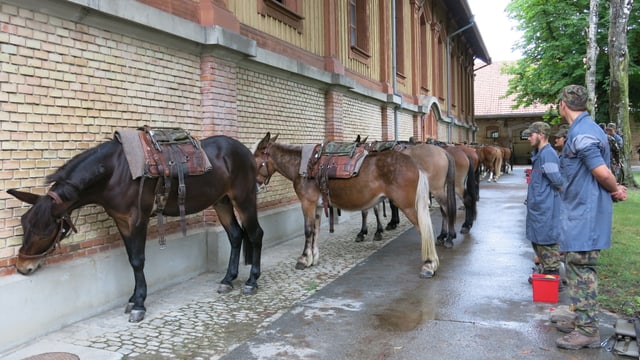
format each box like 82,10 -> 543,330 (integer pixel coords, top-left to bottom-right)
474,61 -> 550,116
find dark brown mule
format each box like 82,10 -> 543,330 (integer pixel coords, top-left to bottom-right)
499,146 -> 513,174
253,133 -> 439,278
7,135 -> 264,322
441,145 -> 478,234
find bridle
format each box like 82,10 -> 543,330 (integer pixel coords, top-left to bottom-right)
17,190 -> 78,260
257,143 -> 275,189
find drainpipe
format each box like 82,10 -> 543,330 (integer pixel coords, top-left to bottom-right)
391,0 -> 399,141
446,17 -> 475,143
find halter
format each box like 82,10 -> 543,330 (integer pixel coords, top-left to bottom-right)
258,143 -> 274,187
17,191 -> 78,260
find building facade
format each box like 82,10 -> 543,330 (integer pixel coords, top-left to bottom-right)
0,0 -> 489,350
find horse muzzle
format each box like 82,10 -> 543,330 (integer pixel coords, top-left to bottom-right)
15,258 -> 42,275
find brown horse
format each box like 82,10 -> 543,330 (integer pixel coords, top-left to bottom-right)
7,134 -> 264,322
383,143 -> 477,246
399,144 -> 458,247
476,145 -> 503,182
253,133 -> 439,278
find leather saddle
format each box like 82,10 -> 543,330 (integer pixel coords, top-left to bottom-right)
306,141 -> 368,217
137,126 -> 211,247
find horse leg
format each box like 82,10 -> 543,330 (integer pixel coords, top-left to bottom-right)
120,225 -> 149,323
435,205 -> 455,249
372,202 -> 384,241
386,202 -> 400,230
356,209 -> 368,242
227,194 -> 265,295
214,197 -> 248,294
296,201 -> 321,269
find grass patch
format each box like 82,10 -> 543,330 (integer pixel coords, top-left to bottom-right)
598,172 -> 640,317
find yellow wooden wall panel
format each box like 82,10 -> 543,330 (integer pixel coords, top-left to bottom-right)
229,0 -> 325,56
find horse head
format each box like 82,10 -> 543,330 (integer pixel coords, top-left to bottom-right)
253,132 -> 279,187
7,189 -> 77,275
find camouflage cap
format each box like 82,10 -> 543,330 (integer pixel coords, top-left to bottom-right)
606,123 -> 617,130
527,121 -> 550,136
554,126 -> 568,138
559,85 -> 588,111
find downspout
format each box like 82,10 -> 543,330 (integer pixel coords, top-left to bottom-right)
391,0 -> 399,140
446,17 -> 475,142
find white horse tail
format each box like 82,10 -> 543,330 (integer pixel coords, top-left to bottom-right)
416,170 -> 438,277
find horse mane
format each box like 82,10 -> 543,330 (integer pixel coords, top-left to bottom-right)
45,139 -> 118,200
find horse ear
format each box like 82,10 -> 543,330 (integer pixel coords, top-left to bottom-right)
271,133 -> 279,143
7,189 -> 41,205
354,135 -> 361,143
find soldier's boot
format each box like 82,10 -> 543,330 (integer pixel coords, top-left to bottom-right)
556,330 -> 601,350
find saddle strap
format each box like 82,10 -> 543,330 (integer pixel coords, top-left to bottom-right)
154,177 -> 171,249
317,157 -> 332,218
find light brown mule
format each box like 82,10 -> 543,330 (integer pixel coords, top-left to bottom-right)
253,133 -> 439,278
476,145 -> 503,182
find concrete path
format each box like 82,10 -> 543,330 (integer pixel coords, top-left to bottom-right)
1,166 -> 620,359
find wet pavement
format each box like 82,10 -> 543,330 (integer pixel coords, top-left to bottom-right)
2,166 -> 620,359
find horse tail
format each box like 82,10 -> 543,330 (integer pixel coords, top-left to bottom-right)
464,156 -> 478,220
445,152 -> 457,230
416,170 -> 438,268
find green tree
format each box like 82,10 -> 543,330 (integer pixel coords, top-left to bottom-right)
504,0 -> 639,183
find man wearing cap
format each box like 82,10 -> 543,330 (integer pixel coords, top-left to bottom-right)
606,123 -> 623,149
555,85 -> 627,350
525,122 -> 564,286
553,127 -> 568,154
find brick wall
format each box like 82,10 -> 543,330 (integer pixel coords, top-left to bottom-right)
0,2 -> 202,274
236,68 -> 326,210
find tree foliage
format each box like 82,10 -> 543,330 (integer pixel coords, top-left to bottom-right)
504,0 -> 639,125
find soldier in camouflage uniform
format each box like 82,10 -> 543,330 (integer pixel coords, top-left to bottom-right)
525,122 -> 565,283
605,125 -> 623,183
556,85 -> 628,350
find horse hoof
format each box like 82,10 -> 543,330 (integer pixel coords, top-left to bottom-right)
460,226 -> 470,234
217,283 -> 233,294
355,236 -> 365,243
124,302 -> 134,314
128,309 -> 145,322
444,240 -> 454,249
242,284 -> 258,295
435,238 -> 444,246
419,269 -> 435,278
295,262 -> 307,270
373,233 -> 383,241
385,224 -> 397,230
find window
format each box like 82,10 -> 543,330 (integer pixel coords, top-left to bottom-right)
420,15 -> 429,92
349,0 -> 370,61
258,0 -> 304,33
486,126 -> 500,139
395,0 -> 405,76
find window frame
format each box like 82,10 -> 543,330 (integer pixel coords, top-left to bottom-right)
257,0 -> 304,34
348,0 -> 371,63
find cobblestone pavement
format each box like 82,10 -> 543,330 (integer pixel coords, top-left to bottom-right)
5,210 -> 415,360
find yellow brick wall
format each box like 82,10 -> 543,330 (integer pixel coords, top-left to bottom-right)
342,97 -> 383,141
236,68 -> 326,209
0,2 -> 202,271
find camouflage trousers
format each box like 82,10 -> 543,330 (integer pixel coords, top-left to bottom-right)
565,251 -> 600,336
532,242 -> 561,273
